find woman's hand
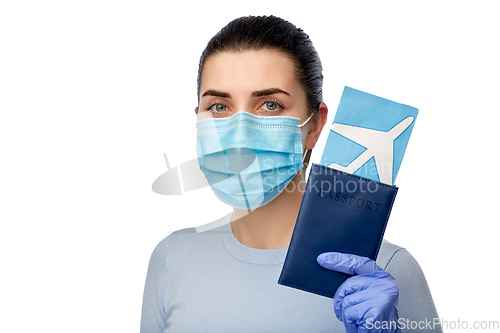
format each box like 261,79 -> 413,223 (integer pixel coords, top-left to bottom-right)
317,252 -> 400,333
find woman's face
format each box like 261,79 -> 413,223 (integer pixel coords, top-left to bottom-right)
197,49 -> 311,125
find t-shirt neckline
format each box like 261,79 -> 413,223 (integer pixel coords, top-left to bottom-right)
221,212 -> 289,265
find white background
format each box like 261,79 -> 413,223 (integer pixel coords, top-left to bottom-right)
1,1 -> 499,332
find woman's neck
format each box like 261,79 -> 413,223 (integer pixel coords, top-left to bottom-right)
230,170 -> 307,249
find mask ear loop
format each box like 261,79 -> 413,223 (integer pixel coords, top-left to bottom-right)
298,113 -> 314,169
298,113 -> 314,128
302,148 -> 312,169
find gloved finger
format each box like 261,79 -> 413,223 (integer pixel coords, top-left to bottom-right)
335,271 -> 389,296
317,252 -> 382,275
333,272 -> 398,322
336,272 -> 396,299
342,301 -> 400,331
342,289 -> 399,316
341,304 -> 367,333
344,303 -> 387,330
340,316 -> 359,333
333,278 -> 371,321
332,275 -> 370,321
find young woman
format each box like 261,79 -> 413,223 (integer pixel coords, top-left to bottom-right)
141,16 -> 441,333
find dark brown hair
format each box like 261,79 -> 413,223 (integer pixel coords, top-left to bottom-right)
197,15 -> 323,114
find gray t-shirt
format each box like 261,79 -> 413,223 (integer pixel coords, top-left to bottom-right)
141,212 -> 441,332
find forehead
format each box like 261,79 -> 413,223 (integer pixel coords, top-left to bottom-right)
199,49 -> 302,97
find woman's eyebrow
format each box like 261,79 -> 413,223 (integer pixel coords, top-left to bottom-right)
252,88 -> 290,97
202,89 -> 231,98
201,88 -> 290,98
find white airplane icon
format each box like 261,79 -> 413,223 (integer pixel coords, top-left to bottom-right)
327,116 -> 415,185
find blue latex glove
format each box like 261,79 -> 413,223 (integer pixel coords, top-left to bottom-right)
317,252 -> 400,333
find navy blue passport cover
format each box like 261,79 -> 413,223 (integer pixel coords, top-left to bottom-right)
278,163 -> 398,298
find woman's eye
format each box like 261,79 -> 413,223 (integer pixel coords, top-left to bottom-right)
207,103 -> 227,112
214,104 -> 226,112
265,102 -> 278,110
261,101 -> 282,112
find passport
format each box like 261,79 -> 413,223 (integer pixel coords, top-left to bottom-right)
320,87 -> 418,185
278,164 -> 398,298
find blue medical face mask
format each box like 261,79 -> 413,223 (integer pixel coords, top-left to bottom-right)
196,111 -> 313,210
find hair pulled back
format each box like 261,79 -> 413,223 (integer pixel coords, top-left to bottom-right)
197,15 -> 323,113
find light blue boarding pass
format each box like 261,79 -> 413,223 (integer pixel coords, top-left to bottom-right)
319,87 -> 418,185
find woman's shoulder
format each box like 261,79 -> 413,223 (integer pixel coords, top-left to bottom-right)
149,212 -> 233,260
376,239 -> 429,281
376,239 -> 417,271
377,242 -> 441,327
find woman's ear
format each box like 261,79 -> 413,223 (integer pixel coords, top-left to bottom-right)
304,102 -> 328,150
195,106 -> 199,114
